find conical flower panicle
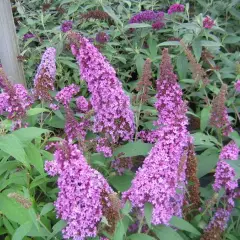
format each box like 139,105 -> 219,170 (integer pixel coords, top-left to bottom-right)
123,49 -> 189,225
70,34 -> 135,145
45,141 -> 116,239
34,47 -> 56,101
210,84 -> 233,136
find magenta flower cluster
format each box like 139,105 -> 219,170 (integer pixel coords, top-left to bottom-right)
23,32 -> 35,40
213,141 -> 239,206
61,20 -> 73,33
45,141 -> 113,239
235,80 -> 240,92
34,47 -> 56,100
123,49 -> 189,225
203,16 -> 215,29
168,4 -> 185,14
55,84 -> 80,106
129,10 -> 165,30
71,35 -> 135,144
76,96 -> 89,113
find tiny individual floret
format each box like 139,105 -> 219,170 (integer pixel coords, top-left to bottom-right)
61,20 -> 73,33
234,80 -> 240,92
168,3 -> 185,15
203,16 -> 215,29
55,84 -> 80,106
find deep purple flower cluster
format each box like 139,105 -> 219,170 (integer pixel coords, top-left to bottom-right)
123,49 -> 189,225
45,141 -> 113,239
61,20 -> 73,33
23,33 -> 35,40
76,96 -> 89,113
203,16 -> 215,29
34,47 -> 56,101
213,141 -> 239,206
55,84 -> 80,106
129,10 -> 165,30
70,35 -> 134,144
129,10 -> 164,24
96,32 -> 109,44
168,4 -> 185,14
235,80 -> 240,92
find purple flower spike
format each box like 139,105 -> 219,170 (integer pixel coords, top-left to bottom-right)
61,20 -> 73,33
235,80 -> 240,92
96,32 -> 109,44
168,4 -> 185,14
23,33 -> 35,40
203,16 -> 215,29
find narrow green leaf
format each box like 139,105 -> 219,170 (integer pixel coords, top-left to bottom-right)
27,108 -> 50,116
12,127 -> 49,143
25,143 -> 44,175
176,55 -> 188,79
12,221 -> 32,240
201,40 -> 221,47
200,106 -> 211,132
158,41 -> 180,46
114,140 -> 153,158
170,216 -> 201,235
153,225 -> 184,240
128,233 -> 155,240
0,193 -> 30,224
68,4 -> 79,15
0,134 -> 28,167
40,203 -> 54,216
229,131 -> 240,147
197,148 -> 219,178
47,220 -> 67,240
223,36 -> 240,44
124,23 -> 151,30
135,55 -> 145,77
103,5 -> 121,24
192,38 -> 202,62
109,172 -> 135,192
144,203 -> 153,228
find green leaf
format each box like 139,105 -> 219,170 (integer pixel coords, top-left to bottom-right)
46,116 -> 65,128
114,140 -> 153,158
197,148 -> 219,178
0,161 -> 20,176
170,216 -> 200,235
176,55 -> 188,79
30,175 -> 50,189
124,23 -> 151,30
128,233 -> 156,240
229,131 -> 240,147
47,220 -> 67,240
27,108 -> 50,116
12,127 -> 49,143
144,203 -> 153,228
103,5 -> 121,24
192,38 -> 202,62
153,225 -> 184,240
0,134 -> 28,167
223,36 -> 240,44
113,216 -> 130,240
0,193 -> 30,224
201,40 -> 221,47
229,7 -> 240,20
25,143 -> 44,175
59,59 -> 79,69
68,4 -> 79,15
12,221 -> 32,240
40,203 -> 54,216
109,172 -> 135,192
200,106 -> 211,132
135,55 -> 145,77
158,41 -> 180,46
122,200 -> 132,215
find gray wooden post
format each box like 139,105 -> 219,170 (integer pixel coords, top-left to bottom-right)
0,0 -> 26,85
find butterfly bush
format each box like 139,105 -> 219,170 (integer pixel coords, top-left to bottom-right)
123,49 -> 189,225
76,96 -> 89,113
0,68 -> 32,120
55,84 -> 80,106
34,47 -> 56,101
203,16 -> 215,29
168,4 -> 185,14
129,10 -> 164,24
45,141 -> 114,240
213,141 -> 239,205
61,20 -> 73,33
96,32 -> 109,44
70,34 -> 134,144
